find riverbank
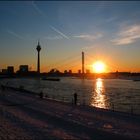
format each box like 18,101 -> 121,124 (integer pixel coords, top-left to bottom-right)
0,87 -> 140,140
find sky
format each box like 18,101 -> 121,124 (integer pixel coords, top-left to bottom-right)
0,1 -> 140,73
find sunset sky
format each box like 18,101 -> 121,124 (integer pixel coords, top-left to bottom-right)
0,1 -> 140,73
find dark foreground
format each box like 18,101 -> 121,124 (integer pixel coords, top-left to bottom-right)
0,88 -> 140,140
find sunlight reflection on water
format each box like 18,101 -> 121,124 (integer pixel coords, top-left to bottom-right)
91,78 -> 107,108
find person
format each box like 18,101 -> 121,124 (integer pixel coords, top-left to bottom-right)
39,91 -> 43,99
1,85 -> 5,96
1,85 -> 5,91
19,85 -> 24,91
74,92 -> 77,105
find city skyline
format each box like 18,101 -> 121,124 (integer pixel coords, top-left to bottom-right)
0,1 -> 140,73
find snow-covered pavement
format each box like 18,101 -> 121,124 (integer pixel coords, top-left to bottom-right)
0,88 -> 140,140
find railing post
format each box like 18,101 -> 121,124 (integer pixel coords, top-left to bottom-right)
112,103 -> 114,112
62,97 -> 64,102
83,99 -> 85,106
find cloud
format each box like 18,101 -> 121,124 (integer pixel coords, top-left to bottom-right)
31,1 -> 46,18
31,1 -> 69,40
50,26 -> 70,40
82,45 -> 96,51
105,17 -> 118,23
73,33 -> 103,41
43,35 -> 63,40
7,30 -> 24,40
112,24 -> 140,45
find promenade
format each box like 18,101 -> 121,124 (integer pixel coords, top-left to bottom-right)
0,87 -> 140,140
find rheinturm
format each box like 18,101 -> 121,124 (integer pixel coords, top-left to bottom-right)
36,41 -> 41,73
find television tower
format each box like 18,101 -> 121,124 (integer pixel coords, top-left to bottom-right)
36,41 -> 41,73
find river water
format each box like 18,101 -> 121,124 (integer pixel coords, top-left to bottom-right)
1,77 -> 140,115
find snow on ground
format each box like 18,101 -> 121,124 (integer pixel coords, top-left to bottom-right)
0,87 -> 140,140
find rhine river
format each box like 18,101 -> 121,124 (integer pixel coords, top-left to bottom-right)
1,77 -> 140,115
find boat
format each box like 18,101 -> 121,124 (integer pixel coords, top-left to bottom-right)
133,79 -> 140,82
132,77 -> 140,82
41,77 -> 60,81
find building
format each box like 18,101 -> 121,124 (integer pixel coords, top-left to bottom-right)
7,66 -> 14,74
64,70 -> 68,74
69,70 -> 72,74
2,69 -> 7,74
86,69 -> 90,74
19,65 -> 29,73
78,70 -> 81,74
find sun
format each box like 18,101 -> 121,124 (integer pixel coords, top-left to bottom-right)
92,61 -> 106,73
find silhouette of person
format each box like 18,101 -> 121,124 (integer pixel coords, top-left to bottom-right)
19,85 -> 24,91
39,91 -> 43,99
74,92 -> 77,105
1,85 -> 5,96
1,85 -> 5,91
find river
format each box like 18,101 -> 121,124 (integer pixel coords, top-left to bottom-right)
1,77 -> 140,115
